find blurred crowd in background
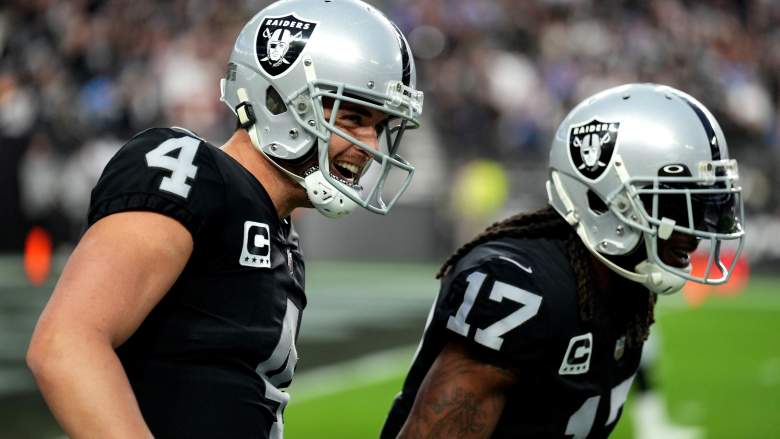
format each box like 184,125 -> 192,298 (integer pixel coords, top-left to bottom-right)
1,0 -> 778,254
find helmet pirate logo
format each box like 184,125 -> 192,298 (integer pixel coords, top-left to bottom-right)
568,119 -> 620,180
256,14 -> 317,77
265,29 -> 299,66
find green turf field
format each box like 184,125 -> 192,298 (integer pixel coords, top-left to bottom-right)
285,276 -> 780,439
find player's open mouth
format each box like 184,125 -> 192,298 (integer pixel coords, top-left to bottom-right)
332,160 -> 365,186
668,248 -> 691,267
664,239 -> 699,268
304,164 -> 363,190
660,232 -> 699,268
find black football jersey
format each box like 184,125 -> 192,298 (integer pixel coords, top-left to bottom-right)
382,236 -> 644,439
87,127 -> 305,439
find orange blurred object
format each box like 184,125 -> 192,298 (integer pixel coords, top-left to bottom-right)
682,250 -> 749,307
24,227 -> 53,286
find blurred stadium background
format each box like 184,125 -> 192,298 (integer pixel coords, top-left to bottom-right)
1,0 -> 778,438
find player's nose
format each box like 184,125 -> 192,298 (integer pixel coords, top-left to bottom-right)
353,125 -> 380,152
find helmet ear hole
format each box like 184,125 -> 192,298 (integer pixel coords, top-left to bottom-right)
266,86 -> 287,115
587,190 -> 608,215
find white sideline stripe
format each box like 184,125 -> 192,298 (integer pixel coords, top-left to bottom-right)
288,345 -> 415,404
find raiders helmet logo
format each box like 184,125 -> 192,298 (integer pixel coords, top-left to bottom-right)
256,14 -> 318,77
568,119 -> 620,180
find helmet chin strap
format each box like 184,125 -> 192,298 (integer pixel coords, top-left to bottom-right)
548,171 -> 688,295
635,260 -> 689,295
234,87 -> 357,219
303,170 -> 358,218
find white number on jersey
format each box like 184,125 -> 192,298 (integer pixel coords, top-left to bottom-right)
446,271 -> 542,351
145,136 -> 200,198
255,299 -> 300,439
565,375 -> 635,438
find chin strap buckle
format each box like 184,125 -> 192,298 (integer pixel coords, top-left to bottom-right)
236,101 -> 256,130
235,88 -> 257,130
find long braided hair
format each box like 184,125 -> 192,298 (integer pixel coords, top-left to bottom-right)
437,206 -> 656,347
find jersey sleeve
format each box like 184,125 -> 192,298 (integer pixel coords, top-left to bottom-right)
433,256 -> 551,371
87,128 -> 224,238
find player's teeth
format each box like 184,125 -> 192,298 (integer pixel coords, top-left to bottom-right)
336,161 -> 359,175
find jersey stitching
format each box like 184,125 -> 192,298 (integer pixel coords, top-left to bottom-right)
88,191 -> 201,234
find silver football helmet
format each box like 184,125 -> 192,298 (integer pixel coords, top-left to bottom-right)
220,0 -> 423,218
547,83 -> 745,295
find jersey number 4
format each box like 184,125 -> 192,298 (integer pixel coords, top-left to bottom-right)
255,299 -> 300,439
145,137 -> 200,199
447,271 -> 542,350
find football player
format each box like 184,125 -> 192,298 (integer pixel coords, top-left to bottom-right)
26,1 -> 423,438
382,83 -> 744,439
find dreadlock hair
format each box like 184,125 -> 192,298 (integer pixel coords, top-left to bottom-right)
437,205 -> 656,347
